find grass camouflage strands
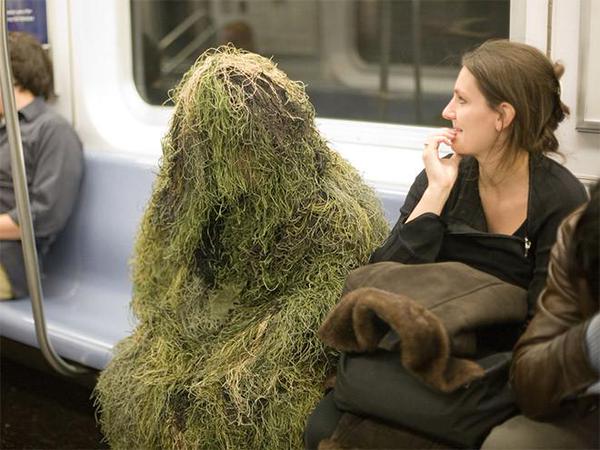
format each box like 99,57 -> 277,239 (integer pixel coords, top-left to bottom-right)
94,46 -> 389,449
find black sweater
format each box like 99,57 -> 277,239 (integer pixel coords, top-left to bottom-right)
370,155 -> 587,313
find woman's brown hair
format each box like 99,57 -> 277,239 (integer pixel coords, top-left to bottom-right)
8,31 -> 54,100
462,40 -> 568,168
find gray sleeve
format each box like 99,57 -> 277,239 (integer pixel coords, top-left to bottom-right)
584,313 -> 600,394
9,119 -> 83,237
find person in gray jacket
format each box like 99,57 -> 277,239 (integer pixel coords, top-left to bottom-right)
0,31 -> 82,299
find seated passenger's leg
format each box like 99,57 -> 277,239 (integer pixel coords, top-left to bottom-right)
481,408 -> 599,450
304,391 -> 344,449
0,264 -> 13,300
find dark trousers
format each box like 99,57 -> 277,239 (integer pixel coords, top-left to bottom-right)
304,391 -> 343,449
304,391 -> 450,450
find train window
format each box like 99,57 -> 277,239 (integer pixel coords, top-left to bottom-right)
131,0 -> 509,126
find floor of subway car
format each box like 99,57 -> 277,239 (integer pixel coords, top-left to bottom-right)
1,357 -> 107,449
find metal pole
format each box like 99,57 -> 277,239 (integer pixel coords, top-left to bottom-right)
0,0 -> 85,376
411,0 -> 423,123
378,0 -> 391,121
546,0 -> 553,58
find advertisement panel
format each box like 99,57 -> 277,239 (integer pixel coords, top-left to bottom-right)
6,0 -> 47,45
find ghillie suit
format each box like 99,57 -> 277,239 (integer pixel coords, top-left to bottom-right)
95,47 -> 388,449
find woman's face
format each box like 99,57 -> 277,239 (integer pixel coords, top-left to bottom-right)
442,67 -> 502,158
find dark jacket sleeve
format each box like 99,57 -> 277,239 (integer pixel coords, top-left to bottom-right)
511,209 -> 599,419
370,169 -> 446,263
7,117 -> 83,237
525,174 -> 588,312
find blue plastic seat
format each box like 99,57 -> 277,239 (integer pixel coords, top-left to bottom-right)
0,151 -> 156,370
0,150 -> 406,370
378,191 -> 406,226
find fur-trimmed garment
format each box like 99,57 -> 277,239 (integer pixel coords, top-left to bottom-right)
319,261 -> 528,392
312,261 -> 528,449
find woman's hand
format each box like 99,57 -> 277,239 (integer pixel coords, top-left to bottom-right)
422,128 -> 462,190
404,129 -> 462,223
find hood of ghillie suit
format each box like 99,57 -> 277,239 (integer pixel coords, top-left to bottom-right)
94,47 -> 388,449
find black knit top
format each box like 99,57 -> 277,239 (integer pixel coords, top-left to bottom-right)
370,154 -> 588,314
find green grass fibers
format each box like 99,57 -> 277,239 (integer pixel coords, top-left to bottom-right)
94,46 -> 388,449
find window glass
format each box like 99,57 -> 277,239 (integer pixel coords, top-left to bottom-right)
131,0 -> 509,126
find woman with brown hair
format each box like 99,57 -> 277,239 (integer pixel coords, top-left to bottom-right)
371,39 -> 586,315
305,39 -> 588,449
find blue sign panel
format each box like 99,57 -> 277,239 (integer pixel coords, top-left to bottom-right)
6,0 -> 48,45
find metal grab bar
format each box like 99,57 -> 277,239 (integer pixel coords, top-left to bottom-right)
378,0 -> 423,123
411,0 -> 423,123
378,0 -> 391,121
0,0 -> 86,376
158,8 -> 207,51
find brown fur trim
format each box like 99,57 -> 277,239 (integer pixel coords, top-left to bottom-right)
318,288 -> 484,392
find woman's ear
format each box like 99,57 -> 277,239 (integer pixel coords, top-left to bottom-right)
496,102 -> 516,131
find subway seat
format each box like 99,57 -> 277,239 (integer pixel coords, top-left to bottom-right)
0,150 -> 406,371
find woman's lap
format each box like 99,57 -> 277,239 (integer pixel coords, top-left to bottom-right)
304,391 -> 343,450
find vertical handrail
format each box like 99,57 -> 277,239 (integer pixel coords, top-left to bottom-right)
378,0 -> 391,121
0,0 -> 85,376
379,0 -> 423,123
546,0 -> 553,57
411,0 -> 423,123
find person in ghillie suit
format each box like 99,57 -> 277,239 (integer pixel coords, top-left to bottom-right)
94,47 -> 388,449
